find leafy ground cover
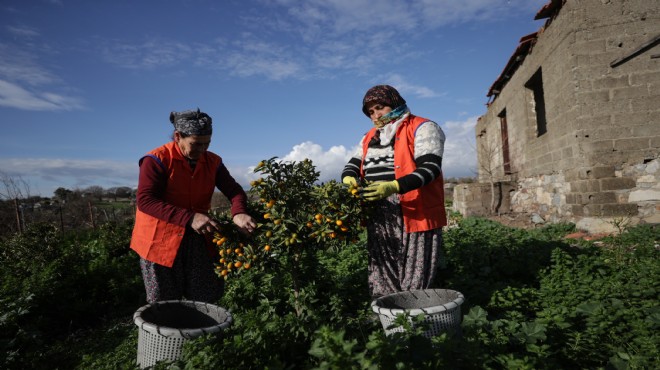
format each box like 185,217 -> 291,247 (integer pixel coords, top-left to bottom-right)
1,158 -> 657,369
2,218 -> 657,369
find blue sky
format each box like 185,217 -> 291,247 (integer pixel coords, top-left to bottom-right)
0,0 -> 548,197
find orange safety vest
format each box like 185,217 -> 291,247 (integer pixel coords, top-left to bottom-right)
130,141 -> 221,267
360,114 -> 447,233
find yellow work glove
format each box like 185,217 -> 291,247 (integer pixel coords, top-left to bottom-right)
342,176 -> 358,187
362,180 -> 399,201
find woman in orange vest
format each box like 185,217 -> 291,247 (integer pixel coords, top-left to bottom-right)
341,85 -> 447,299
131,109 -> 256,303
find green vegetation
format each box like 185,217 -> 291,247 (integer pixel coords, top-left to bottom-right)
1,160 -> 658,369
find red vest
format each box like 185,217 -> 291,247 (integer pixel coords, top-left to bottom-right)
130,141 -> 221,267
360,114 -> 447,233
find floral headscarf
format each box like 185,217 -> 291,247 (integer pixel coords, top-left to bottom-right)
361,85 -> 407,117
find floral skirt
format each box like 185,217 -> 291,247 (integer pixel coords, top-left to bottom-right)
139,230 -> 223,304
366,194 -> 445,298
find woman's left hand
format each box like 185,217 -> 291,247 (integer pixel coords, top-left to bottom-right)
233,213 -> 257,235
362,180 -> 399,201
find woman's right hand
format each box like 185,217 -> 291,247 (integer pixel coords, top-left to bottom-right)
190,213 -> 220,235
342,176 -> 358,187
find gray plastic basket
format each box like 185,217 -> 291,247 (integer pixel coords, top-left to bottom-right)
371,289 -> 464,338
133,300 -> 232,368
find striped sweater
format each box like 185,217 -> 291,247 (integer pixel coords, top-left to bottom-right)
342,120 -> 445,194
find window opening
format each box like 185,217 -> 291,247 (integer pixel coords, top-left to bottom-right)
499,109 -> 512,174
525,68 -> 547,137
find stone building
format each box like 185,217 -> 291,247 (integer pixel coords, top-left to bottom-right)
453,0 -> 660,233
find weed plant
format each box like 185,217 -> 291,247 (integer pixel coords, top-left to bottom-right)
1,212 -> 657,369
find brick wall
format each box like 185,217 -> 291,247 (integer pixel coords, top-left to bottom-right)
467,0 -> 660,233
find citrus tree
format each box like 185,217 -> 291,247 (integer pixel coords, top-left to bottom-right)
210,158 -> 366,313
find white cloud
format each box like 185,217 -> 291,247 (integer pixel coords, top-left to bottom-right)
0,123 -> 477,197
6,25 -> 40,38
441,116 -> 479,177
383,73 -> 445,99
416,0 -> 543,27
233,126 -> 477,192
85,0 -> 542,81
0,41 -> 85,111
0,43 -> 58,86
232,141 -> 356,187
281,141 -> 356,182
0,158 -> 137,196
224,52 -> 302,80
0,79 -> 84,111
101,39 -> 192,70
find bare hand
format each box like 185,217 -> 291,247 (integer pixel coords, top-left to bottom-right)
233,213 -> 257,235
190,213 -> 220,235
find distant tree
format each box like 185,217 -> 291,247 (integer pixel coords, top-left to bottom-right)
0,172 -> 32,233
475,134 -> 504,215
84,186 -> 105,202
0,171 -> 31,200
54,187 -> 73,202
106,187 -> 119,202
105,186 -> 133,201
116,186 -> 132,199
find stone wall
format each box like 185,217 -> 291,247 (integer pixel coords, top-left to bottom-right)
453,182 -> 515,217
466,1 -> 660,233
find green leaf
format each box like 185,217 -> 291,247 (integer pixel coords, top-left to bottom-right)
575,302 -> 603,316
517,322 -> 547,344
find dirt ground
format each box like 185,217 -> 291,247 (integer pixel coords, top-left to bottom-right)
483,213 -> 538,230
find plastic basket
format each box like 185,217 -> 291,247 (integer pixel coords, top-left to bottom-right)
133,300 -> 232,368
371,289 -> 464,338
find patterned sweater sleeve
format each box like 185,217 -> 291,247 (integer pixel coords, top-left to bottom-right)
341,135 -> 366,180
397,121 -> 445,194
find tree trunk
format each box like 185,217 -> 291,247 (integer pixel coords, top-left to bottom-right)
489,181 -> 496,215
88,201 -> 96,229
14,198 -> 22,234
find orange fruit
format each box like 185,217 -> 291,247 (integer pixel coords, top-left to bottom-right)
244,263 -> 251,269
264,245 -> 271,251
266,200 -> 276,208
216,237 -> 227,246
340,226 -> 348,232
234,248 -> 241,254
220,270 -> 228,276
234,261 -> 243,268
306,221 -> 313,228
335,220 -> 343,226
264,213 -> 271,219
274,219 -> 282,225
265,230 -> 273,238
314,213 -> 322,220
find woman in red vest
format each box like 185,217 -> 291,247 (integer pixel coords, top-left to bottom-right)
341,85 -> 447,299
131,109 -> 256,303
